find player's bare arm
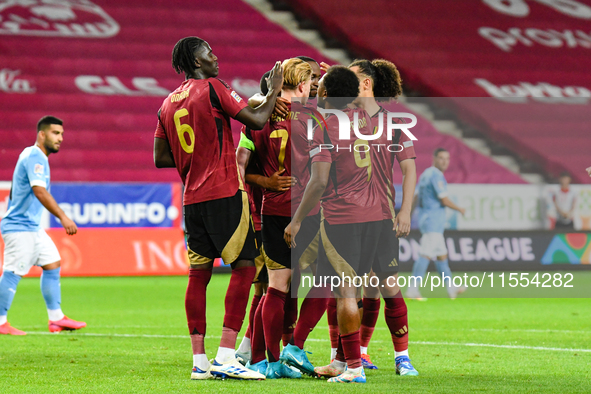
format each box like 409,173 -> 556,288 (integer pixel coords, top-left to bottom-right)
237,146 -> 293,191
440,196 -> 466,216
234,62 -> 283,129
153,137 -> 176,168
32,186 -> 77,235
249,93 -> 290,118
284,161 -> 330,247
587,166 -> 591,177
394,158 -> 417,237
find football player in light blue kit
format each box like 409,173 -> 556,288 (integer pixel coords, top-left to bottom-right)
407,148 -> 466,300
0,116 -> 86,335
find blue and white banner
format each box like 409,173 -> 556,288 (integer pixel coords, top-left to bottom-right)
49,183 -> 182,228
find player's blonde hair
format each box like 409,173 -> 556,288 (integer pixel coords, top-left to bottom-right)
281,58 -> 312,90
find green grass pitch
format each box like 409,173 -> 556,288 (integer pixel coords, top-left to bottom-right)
1,274 -> 590,393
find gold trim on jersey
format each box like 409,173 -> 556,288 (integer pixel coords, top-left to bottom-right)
236,160 -> 245,191
220,191 -> 250,264
188,248 -> 213,267
261,244 -> 287,270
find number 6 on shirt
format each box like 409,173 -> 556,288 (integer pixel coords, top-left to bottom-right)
174,108 -> 195,153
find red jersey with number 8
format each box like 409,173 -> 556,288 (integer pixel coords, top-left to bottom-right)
155,78 -> 247,205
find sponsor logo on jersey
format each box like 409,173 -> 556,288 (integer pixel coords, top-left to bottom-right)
0,0 -> 120,38
230,90 -> 243,103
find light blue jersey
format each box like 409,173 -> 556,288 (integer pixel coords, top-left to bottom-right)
1,146 -> 50,234
417,166 -> 448,234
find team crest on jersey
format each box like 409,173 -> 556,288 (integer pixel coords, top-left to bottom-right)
231,90 -> 243,103
34,164 -> 44,175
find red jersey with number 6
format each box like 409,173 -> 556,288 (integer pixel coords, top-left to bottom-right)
155,77 -> 247,205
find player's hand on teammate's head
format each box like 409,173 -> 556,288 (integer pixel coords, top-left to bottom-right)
319,62 -> 331,73
586,166 -> 591,177
267,61 -> 284,94
266,169 -> 292,192
274,97 -> 290,118
61,217 -> 78,236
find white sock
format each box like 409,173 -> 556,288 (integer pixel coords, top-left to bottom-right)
330,347 -> 337,360
360,346 -> 368,355
193,354 -> 209,370
237,336 -> 251,353
215,347 -> 235,364
348,366 -> 363,374
333,359 -> 346,370
395,349 -> 409,358
0,315 -> 7,325
48,309 -> 64,321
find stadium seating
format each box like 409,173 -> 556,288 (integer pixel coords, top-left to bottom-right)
0,0 -> 330,182
0,0 -> 524,183
290,0 -> 591,183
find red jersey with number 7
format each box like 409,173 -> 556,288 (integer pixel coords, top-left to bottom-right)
240,103 -> 297,217
155,77 -> 247,205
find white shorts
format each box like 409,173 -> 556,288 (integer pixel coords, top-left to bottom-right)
419,232 -> 448,260
1,230 -> 61,276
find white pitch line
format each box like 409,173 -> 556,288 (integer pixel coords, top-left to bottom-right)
412,341 -> 591,353
315,326 -> 591,335
22,332 -> 590,353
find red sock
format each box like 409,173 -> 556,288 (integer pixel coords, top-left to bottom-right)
282,293 -> 298,346
251,295 -> 266,364
341,330 -> 362,369
335,335 -> 345,362
220,326 -> 238,349
246,294 -> 262,339
292,287 -> 330,349
185,269 -> 212,335
360,297 -> 380,348
384,294 -> 409,352
190,333 -> 205,355
262,287 -> 287,362
327,296 -> 339,349
223,266 -> 256,333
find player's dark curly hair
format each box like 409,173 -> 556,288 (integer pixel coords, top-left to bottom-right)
323,65 -> 360,108
348,58 -> 403,101
172,37 -> 206,75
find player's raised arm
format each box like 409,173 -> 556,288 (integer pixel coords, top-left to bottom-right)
234,62 -> 283,129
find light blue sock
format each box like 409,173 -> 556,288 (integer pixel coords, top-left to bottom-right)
40,267 -> 62,310
0,271 -> 22,316
435,259 -> 453,287
411,256 -> 430,285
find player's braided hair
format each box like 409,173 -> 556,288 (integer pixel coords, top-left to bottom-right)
349,58 -> 403,101
172,37 -> 206,75
323,65 -> 360,108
